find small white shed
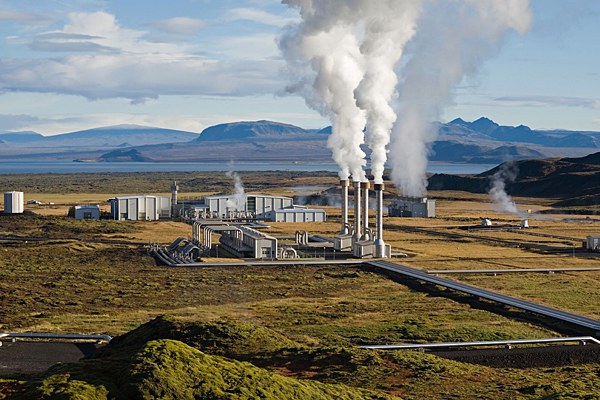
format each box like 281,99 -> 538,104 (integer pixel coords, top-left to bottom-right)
74,205 -> 100,220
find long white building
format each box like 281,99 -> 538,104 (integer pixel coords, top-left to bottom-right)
203,194 -> 325,222
110,195 -> 171,221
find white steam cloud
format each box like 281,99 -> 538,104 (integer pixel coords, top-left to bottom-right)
280,0 -> 532,191
279,2 -> 367,181
225,169 -> 246,211
354,1 -> 422,184
489,162 -> 520,215
390,0 -> 533,196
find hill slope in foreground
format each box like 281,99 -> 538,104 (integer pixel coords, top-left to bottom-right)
428,151 -> 600,206
2,316 -> 598,399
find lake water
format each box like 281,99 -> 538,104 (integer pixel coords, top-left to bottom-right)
0,161 -> 496,175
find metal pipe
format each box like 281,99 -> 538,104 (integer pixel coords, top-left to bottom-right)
374,183 -> 386,257
362,336 -> 600,350
0,332 -> 112,343
340,180 -> 349,235
353,181 -> 361,242
361,181 -> 370,240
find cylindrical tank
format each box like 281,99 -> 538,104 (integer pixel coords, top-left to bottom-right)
4,191 -> 24,214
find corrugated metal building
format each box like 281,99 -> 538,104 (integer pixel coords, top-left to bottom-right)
110,195 -> 171,221
389,197 -> 436,218
205,194 -> 293,219
219,225 -> 278,258
3,191 -> 24,214
74,205 -> 100,220
266,207 -> 326,223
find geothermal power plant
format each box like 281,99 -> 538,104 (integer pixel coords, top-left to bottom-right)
149,175 -> 409,264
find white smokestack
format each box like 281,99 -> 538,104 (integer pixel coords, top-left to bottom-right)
340,179 -> 349,235
374,183 -> 386,257
389,0 -> 533,197
361,181 -> 370,240
353,181 -> 361,242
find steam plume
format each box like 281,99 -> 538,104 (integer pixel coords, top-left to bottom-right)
354,1 -> 422,184
280,0 -> 532,192
225,169 -> 245,211
279,1 -> 367,181
489,162 -> 520,215
389,0 -> 533,196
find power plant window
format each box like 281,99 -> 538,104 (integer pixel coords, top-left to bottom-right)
247,197 -> 256,213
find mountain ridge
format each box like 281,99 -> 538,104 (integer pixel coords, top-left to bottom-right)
2,117 -> 600,162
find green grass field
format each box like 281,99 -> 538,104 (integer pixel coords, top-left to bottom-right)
0,172 -> 598,399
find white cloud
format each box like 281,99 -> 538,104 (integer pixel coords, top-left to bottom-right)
228,7 -> 298,27
30,32 -> 114,52
0,11 -> 283,102
0,114 -> 43,131
495,95 -> 600,109
149,17 -> 205,35
217,33 -> 280,59
0,8 -> 47,25
0,55 -> 283,102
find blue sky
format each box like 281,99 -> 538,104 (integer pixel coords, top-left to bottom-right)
0,0 -> 599,135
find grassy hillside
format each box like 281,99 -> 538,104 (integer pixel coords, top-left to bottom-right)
2,317 -> 598,400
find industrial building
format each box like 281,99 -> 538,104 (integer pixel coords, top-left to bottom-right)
389,197 -> 436,218
202,194 -> 325,222
220,226 -> 278,258
265,207 -> 326,223
3,191 -> 24,214
192,221 -> 278,259
586,236 -> 600,251
74,205 -> 100,220
205,194 -> 292,218
110,195 -> 171,221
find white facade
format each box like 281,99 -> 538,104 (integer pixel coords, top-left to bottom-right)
110,195 -> 171,221
205,194 -> 293,219
3,191 -> 24,214
204,194 -> 326,222
74,205 -> 100,220
267,208 -> 326,223
389,197 -> 436,218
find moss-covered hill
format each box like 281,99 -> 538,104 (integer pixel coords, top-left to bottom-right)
1,316 -> 598,400
0,317 -> 395,400
5,340 -> 392,400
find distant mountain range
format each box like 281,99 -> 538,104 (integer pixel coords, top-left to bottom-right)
2,117 -> 600,163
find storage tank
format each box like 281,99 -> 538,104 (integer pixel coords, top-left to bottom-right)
4,191 -> 24,214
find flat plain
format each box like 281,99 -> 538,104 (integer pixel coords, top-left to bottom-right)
0,171 -> 598,399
